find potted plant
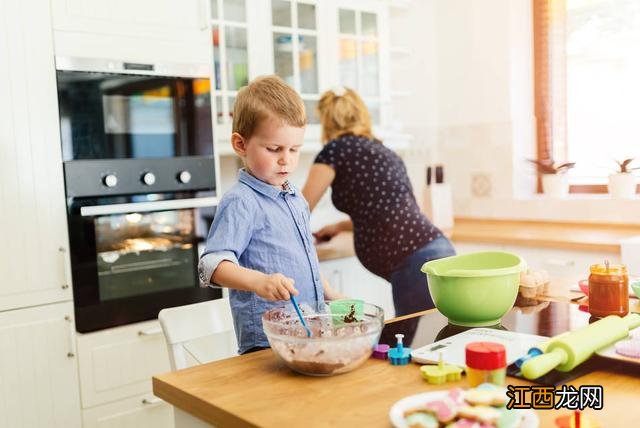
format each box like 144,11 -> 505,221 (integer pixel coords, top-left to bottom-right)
608,158 -> 639,198
527,159 -> 576,197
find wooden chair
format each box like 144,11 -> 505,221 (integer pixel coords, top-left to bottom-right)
158,298 -> 237,370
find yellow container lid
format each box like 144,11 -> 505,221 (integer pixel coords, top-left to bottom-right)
589,262 -> 627,276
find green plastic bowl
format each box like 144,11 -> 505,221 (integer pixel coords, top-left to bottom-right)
421,251 -> 527,327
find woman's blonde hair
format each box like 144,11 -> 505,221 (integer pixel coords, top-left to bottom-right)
233,75 -> 306,139
317,87 -> 376,143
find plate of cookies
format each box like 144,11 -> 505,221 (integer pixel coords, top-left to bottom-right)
389,384 -> 538,428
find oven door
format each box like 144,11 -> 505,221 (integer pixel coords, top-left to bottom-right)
68,195 -> 220,332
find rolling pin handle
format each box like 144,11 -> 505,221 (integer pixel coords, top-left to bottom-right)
521,348 -> 568,380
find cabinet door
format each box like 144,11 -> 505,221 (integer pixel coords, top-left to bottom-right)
0,0 -> 72,311
506,245 -> 619,279
77,320 -> 172,408
320,257 -> 395,319
51,0 -> 209,42
331,0 -> 389,127
452,242 -> 505,255
0,302 -> 81,428
51,0 -> 210,64
82,393 -> 173,428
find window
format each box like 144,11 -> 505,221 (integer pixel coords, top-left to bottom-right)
533,0 -> 640,193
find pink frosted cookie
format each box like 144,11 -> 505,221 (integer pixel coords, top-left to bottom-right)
630,327 -> 640,340
615,340 -> 640,358
424,398 -> 457,423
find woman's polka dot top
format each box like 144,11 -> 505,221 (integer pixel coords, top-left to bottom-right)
314,134 -> 443,279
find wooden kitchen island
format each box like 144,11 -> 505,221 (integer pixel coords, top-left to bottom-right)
153,301 -> 640,427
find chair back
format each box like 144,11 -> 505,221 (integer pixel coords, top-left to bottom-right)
158,298 -> 237,370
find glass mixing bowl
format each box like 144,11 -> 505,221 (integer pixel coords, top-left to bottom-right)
262,302 -> 384,376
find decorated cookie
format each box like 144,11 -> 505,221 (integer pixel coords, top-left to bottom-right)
630,327 -> 640,340
445,418 -> 486,427
424,398 -> 458,423
405,411 -> 439,428
457,405 -> 502,424
615,339 -> 640,358
465,387 -> 507,407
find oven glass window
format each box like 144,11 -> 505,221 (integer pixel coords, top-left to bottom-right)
95,209 -> 197,301
57,71 -> 213,161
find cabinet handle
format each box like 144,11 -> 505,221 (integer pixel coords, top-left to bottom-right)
544,258 -> 575,267
65,315 -> 76,358
138,327 -> 163,337
59,246 -> 71,291
142,397 -> 164,406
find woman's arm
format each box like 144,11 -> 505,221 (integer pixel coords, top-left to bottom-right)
302,163 -> 336,211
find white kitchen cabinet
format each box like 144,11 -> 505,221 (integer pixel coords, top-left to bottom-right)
51,0 -> 210,64
453,242 -> 505,255
77,319 -> 172,409
320,256 -> 395,319
0,302 -> 81,428
452,240 -> 619,279
504,245 -> 619,279
212,0 -> 392,153
331,0 -> 390,127
0,0 -> 72,311
82,392 -> 173,428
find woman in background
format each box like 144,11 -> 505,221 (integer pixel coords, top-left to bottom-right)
302,86 -> 455,317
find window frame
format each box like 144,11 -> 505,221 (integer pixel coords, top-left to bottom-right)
532,0 -> 640,195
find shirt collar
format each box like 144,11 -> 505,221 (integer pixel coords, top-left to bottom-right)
238,169 -> 296,199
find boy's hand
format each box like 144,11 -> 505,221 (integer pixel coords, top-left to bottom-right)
257,273 -> 298,301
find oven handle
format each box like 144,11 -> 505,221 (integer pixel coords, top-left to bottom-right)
80,196 -> 219,217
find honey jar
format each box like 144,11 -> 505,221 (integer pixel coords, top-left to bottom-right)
588,262 -> 629,318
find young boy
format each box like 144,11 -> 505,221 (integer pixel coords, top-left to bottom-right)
198,75 -> 341,354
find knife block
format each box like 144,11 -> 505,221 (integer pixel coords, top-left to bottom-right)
422,183 -> 454,231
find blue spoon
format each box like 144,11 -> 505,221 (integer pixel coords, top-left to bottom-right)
290,295 -> 312,337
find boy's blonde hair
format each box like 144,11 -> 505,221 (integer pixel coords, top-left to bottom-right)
232,75 -> 306,138
317,87 -> 375,143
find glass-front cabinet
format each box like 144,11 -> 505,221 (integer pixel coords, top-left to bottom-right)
337,4 -> 386,126
208,0 -> 390,151
209,0 -> 249,126
271,0 -> 321,124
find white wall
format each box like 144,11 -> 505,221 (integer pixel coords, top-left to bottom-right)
396,0 -> 640,224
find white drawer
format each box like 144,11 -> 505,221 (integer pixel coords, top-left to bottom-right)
452,242 -> 505,254
505,245 -> 620,279
82,392 -> 173,428
77,320 -> 171,408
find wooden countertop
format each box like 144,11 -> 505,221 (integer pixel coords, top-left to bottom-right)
316,218 -> 640,261
451,217 -> 640,253
153,301 -> 640,428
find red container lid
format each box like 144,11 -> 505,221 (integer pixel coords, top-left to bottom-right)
465,342 -> 506,370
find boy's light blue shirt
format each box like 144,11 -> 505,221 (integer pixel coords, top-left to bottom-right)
198,169 -> 325,354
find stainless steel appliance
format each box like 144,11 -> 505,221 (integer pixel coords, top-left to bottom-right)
56,57 -> 221,332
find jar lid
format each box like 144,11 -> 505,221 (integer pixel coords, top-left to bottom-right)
590,263 -> 627,276
465,342 -> 506,370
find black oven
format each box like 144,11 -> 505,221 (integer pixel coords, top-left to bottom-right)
56,57 -> 221,332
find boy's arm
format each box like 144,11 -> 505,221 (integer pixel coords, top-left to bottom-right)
320,271 -> 347,301
212,261 -> 298,301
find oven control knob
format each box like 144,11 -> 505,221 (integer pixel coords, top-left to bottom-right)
102,174 -> 118,188
141,172 -> 156,186
177,170 -> 192,184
